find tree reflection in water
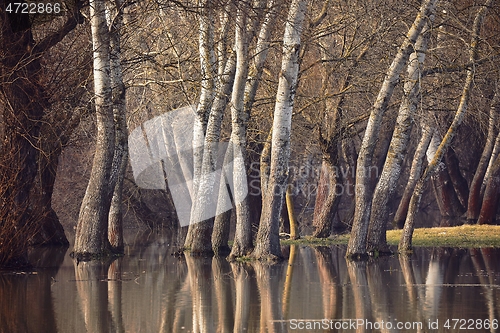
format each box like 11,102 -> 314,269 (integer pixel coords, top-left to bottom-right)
1,237 -> 500,333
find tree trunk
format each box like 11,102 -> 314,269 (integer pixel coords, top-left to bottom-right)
312,156 -> 342,238
107,0 -> 127,253
427,131 -> 465,217
393,123 -> 433,228
346,0 -> 438,259
445,147 -> 469,209
477,155 -> 500,225
252,0 -> 307,261
467,86 -> 499,222
229,3 -> 254,259
0,10 -> 49,265
184,0 -> 217,249
73,0 -> 115,259
28,142 -> 69,247
399,0 -> 491,252
185,9 -> 235,254
367,21 -> 432,254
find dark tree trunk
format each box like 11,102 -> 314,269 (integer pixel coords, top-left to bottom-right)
431,165 -> 465,218
0,18 -> 48,266
467,89 -> 499,222
28,144 -> 69,247
445,148 -> 469,209
312,157 -> 342,238
478,155 -> 500,225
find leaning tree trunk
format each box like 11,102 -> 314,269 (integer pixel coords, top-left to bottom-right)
467,84 -> 499,222
73,0 -> 115,258
393,123 -> 433,228
367,21 -> 432,254
252,0 -> 307,261
477,154 -> 500,225
346,0 -> 438,259
399,0 -> 491,252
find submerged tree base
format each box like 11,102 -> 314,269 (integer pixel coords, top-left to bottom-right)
70,249 -> 123,263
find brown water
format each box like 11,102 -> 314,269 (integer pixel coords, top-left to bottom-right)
1,230 -> 499,332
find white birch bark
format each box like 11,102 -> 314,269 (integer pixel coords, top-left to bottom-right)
184,0 -> 217,248
367,21 -> 433,254
346,0 -> 438,259
228,3 -> 252,259
73,0 -> 115,257
185,52 -> 236,253
399,0 -> 492,252
243,0 -> 277,115
251,0 -> 307,261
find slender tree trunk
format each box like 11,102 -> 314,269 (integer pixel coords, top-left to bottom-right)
477,155 -> 500,225
445,147 -> 469,209
428,132 -> 465,217
252,0 -> 307,261
399,0 -> 491,252
73,0 -> 115,258
184,0 -> 217,249
228,3 -> 253,259
185,4 -> 235,254
467,85 -> 499,222
367,22 -> 432,254
346,0 -> 438,259
107,0 -> 127,253
393,123 -> 433,228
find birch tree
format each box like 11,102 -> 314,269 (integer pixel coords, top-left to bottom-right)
73,0 -> 127,258
251,0 -> 307,261
108,0 -> 128,252
346,0 -> 438,259
367,20 -> 433,255
226,3 -> 252,259
399,0 -> 492,252
183,0 -> 217,252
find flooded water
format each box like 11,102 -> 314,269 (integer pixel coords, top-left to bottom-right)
1,230 -> 499,333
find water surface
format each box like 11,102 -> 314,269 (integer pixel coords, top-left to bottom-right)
1,231 -> 499,332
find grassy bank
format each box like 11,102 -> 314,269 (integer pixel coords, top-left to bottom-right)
282,225 -> 500,248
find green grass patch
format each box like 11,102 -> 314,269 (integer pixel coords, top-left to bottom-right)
282,225 -> 500,248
